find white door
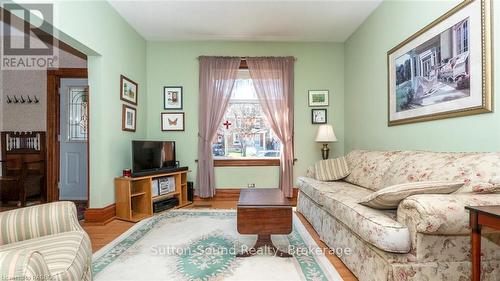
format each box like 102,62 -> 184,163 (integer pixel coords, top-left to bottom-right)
59,78 -> 88,200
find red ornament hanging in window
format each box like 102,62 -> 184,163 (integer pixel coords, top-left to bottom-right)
223,120 -> 232,129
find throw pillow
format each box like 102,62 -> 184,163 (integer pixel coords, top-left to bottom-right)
314,157 -> 350,181
359,181 -> 464,209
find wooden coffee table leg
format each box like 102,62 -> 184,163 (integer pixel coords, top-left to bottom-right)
470,212 -> 481,281
236,234 -> 292,258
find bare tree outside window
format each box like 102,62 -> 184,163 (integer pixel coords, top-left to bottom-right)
213,70 -> 281,159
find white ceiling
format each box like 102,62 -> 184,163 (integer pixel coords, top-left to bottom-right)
108,0 -> 382,42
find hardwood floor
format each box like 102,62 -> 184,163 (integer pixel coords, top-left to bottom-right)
82,219 -> 135,252
82,198 -> 357,281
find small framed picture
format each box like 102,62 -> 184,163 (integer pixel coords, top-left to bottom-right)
308,90 -> 329,107
120,75 -> 138,105
122,104 -> 136,132
164,86 -> 183,110
161,112 -> 185,131
312,109 -> 327,124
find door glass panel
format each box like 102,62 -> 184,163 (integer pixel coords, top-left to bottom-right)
68,87 -> 88,141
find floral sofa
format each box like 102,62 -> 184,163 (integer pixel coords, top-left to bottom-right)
297,150 -> 500,281
0,201 -> 92,281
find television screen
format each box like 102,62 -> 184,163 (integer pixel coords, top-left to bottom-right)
132,141 -> 176,173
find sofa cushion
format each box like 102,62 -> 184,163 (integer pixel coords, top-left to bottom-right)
358,181 -> 463,209
297,176 -> 361,206
381,151 -> 500,193
0,250 -> 50,279
344,150 -> 403,191
314,157 -> 350,181
303,180 -> 412,253
0,231 -> 92,281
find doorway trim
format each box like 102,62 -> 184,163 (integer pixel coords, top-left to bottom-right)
46,68 -> 89,205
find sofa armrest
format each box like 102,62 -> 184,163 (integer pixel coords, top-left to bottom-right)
397,193 -> 500,235
0,201 -> 82,245
0,249 -> 51,280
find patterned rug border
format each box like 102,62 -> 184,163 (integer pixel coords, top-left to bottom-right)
92,209 -> 343,281
92,209 -> 233,260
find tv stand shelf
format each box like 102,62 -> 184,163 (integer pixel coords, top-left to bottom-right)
115,168 -> 190,222
153,191 -> 180,201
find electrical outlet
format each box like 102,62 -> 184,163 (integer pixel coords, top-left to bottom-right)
247,183 -> 255,188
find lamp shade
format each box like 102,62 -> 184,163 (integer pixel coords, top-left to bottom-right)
315,124 -> 337,142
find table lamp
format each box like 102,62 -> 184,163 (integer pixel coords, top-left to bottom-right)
315,124 -> 337,160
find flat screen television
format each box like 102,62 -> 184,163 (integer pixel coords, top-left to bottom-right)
132,140 -> 176,174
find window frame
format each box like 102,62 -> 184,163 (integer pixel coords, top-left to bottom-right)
214,158 -> 280,167
214,60 -> 282,167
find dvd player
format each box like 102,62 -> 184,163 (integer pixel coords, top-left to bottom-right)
153,197 -> 179,213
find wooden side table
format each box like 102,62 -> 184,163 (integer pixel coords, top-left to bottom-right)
237,188 -> 293,257
465,205 -> 500,281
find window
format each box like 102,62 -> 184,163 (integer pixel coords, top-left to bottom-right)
212,69 -> 281,164
456,19 -> 469,54
68,87 -> 88,141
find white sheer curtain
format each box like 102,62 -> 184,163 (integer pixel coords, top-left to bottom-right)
246,57 -> 295,197
196,56 -> 241,198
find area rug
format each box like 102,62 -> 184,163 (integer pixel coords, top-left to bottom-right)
92,209 -> 343,281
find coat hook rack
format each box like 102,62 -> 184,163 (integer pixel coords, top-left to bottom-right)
4,95 -> 40,104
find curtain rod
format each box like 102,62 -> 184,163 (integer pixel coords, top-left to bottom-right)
197,56 -> 296,61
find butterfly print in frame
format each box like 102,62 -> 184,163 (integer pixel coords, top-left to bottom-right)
168,118 -> 178,126
161,112 -> 184,131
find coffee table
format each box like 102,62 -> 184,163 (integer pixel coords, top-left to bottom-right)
236,188 -> 293,257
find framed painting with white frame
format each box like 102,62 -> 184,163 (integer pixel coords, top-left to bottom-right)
164,86 -> 183,110
120,75 -> 138,105
311,109 -> 327,124
122,104 -> 136,132
387,0 -> 492,126
308,90 -> 329,107
161,112 -> 185,131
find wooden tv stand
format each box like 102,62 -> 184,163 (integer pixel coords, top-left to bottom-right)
115,168 -> 190,222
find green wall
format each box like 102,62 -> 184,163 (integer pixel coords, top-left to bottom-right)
34,1 -> 148,208
145,42 -> 344,188
15,0 -> 500,207
344,0 -> 500,152
215,167 -> 279,189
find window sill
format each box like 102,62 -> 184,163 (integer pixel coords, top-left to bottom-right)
214,158 -> 280,167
